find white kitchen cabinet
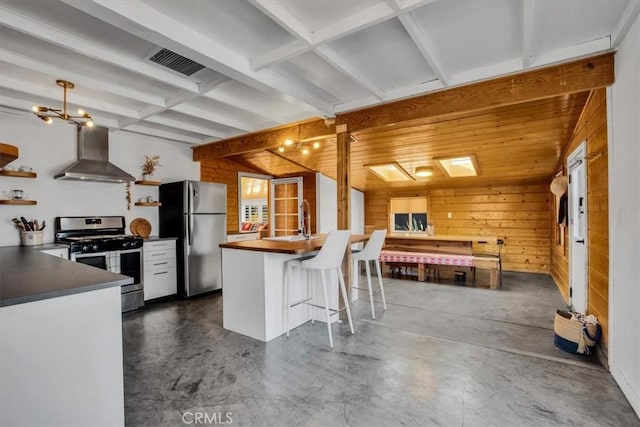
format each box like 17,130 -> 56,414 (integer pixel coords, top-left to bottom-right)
39,247 -> 68,259
226,232 -> 259,243
143,239 -> 177,301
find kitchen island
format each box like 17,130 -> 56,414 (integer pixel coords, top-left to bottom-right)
220,234 -> 366,342
0,246 -> 130,426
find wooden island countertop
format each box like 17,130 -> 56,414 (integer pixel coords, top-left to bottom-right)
220,233 -> 368,254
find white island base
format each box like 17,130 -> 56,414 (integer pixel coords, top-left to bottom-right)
222,248 -> 340,342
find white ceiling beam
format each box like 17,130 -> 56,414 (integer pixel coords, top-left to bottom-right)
382,79 -> 444,101
143,116 -> 225,138
521,0 -> 535,68
251,40 -> 310,71
122,123 -> 205,145
170,104 -> 252,133
0,94 -> 120,128
612,0 -> 640,47
312,2 -> 395,45
248,0 -> 312,43
448,59 -> 523,87
528,37 -> 612,69
396,13 -> 450,86
0,76 -> 141,119
62,0 -> 334,116
251,0 -> 434,71
202,90 -> 289,124
314,46 -> 385,100
333,95 -> 383,114
125,75 -> 229,121
0,48 -> 166,107
0,6 -> 199,94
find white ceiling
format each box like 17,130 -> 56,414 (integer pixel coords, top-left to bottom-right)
0,0 -> 637,145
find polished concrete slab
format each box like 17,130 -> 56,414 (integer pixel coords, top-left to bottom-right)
123,272 -> 639,426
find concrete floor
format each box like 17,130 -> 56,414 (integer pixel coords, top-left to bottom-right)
122,272 -> 639,426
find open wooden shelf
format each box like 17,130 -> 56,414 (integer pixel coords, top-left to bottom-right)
135,180 -> 161,186
0,199 -> 37,205
134,202 -> 162,207
0,143 -> 18,168
0,170 -> 37,178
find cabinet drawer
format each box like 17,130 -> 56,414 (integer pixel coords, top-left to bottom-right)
144,267 -> 177,301
144,249 -> 175,262
39,248 -> 69,259
144,256 -> 177,271
143,240 -> 176,253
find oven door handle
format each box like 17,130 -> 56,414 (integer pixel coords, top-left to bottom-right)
73,251 -> 108,260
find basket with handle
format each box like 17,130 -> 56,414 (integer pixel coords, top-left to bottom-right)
553,310 -> 601,355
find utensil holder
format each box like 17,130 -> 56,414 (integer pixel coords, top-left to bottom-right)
21,230 -> 43,246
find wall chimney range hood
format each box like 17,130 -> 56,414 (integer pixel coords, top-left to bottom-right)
54,126 -> 135,183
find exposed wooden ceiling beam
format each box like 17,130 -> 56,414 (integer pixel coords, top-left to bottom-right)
337,53 -> 615,132
193,118 -> 336,160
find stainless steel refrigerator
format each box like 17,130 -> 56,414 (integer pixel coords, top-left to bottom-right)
159,181 -> 227,297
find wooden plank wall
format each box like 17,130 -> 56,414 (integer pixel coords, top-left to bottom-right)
365,184 -> 551,273
550,88 -> 609,355
200,158 -> 263,233
201,161 -> 319,235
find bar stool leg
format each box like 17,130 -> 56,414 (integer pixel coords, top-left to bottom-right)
352,258 -> 359,303
285,263 -> 291,338
308,269 -> 314,324
338,267 -> 355,335
320,269 -> 334,348
375,259 -> 387,311
365,260 -> 375,319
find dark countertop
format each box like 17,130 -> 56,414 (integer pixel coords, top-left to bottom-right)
0,246 -> 132,308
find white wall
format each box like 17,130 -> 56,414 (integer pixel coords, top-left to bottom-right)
315,173 -> 364,234
608,12 -> 640,416
0,112 -> 199,246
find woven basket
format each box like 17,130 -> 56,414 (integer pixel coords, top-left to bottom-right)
553,310 -> 601,355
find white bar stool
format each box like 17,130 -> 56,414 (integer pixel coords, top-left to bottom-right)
352,229 -> 387,319
284,230 -> 355,348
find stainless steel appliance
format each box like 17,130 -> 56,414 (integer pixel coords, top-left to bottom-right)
55,216 -> 144,312
159,181 -> 226,297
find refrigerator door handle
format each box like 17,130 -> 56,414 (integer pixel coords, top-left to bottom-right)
187,214 -> 193,246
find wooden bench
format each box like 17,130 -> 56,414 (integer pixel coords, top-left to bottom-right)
379,250 -> 500,289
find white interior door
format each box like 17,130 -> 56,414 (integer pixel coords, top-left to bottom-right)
568,142 -> 588,313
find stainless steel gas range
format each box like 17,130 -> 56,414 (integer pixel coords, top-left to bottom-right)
55,216 -> 144,312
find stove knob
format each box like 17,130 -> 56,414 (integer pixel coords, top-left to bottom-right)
92,244 -> 99,251
122,241 -> 130,248
82,245 -> 89,252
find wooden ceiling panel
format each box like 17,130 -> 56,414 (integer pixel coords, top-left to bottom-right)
228,151 -> 309,176
195,60 -> 593,192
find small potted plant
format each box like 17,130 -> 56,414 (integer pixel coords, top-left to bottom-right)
141,155 -> 161,182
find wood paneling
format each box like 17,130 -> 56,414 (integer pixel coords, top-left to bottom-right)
200,158 -> 263,233
339,53 -> 614,132
549,88 -> 609,358
365,184 -> 551,273
192,55 -> 616,194
193,118 -> 335,160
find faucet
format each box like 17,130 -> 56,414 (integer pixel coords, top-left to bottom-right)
299,199 -> 311,239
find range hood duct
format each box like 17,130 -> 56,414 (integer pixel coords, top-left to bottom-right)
54,126 -> 135,183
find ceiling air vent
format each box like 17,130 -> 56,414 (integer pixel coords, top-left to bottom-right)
147,48 -> 205,77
